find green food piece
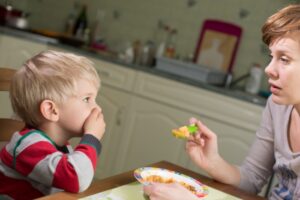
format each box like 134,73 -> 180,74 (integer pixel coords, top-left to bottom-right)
187,124 -> 198,134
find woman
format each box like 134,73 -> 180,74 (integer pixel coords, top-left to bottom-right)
144,4 -> 300,200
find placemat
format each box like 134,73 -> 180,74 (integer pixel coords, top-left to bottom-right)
79,181 -> 241,200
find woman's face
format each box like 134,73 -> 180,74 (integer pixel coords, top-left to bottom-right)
265,34 -> 300,105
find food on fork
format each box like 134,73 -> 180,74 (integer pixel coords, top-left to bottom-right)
172,124 -> 198,139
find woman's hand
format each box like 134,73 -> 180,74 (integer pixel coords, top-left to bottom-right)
186,117 -> 220,172
143,182 -> 199,200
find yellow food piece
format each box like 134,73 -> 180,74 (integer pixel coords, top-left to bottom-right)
172,126 -> 190,138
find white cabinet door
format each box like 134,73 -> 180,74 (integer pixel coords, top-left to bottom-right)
112,95 -> 194,174
94,85 -> 133,179
0,34 -> 46,68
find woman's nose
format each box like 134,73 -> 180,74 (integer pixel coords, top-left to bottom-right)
265,61 -> 278,79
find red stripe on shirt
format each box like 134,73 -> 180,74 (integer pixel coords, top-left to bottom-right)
0,171 -> 44,200
15,141 -> 56,175
19,128 -> 34,136
52,154 -> 79,192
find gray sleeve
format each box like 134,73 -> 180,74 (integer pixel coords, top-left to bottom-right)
238,97 -> 275,194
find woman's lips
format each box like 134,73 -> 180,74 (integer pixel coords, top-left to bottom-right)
270,84 -> 281,94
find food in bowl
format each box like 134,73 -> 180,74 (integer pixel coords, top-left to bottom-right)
145,175 -> 197,193
134,167 -> 209,198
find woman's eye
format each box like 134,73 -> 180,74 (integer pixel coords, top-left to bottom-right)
280,56 -> 289,64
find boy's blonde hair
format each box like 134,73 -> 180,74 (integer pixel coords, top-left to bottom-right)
262,4 -> 300,45
10,50 -> 100,128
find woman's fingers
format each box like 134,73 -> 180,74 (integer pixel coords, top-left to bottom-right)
143,184 -> 153,196
189,117 -> 216,140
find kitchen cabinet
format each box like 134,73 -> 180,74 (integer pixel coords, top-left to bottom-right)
111,95 -> 197,174
0,34 -> 47,118
0,34 -> 47,68
94,86 -> 133,179
123,71 -> 264,175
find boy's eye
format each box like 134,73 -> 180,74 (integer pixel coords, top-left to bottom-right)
83,97 -> 90,102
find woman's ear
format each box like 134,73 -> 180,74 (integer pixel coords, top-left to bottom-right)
40,100 -> 59,122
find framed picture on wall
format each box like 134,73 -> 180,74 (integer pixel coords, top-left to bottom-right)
193,19 -> 242,73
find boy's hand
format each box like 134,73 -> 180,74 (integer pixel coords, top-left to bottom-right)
83,107 -> 106,141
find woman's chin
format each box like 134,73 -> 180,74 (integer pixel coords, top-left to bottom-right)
271,94 -> 289,105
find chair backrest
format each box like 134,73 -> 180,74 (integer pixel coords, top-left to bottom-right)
0,68 -> 24,145
0,68 -> 17,91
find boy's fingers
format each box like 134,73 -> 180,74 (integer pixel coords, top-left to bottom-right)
90,107 -> 100,118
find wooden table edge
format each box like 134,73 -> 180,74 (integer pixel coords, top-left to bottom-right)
36,160 -> 266,200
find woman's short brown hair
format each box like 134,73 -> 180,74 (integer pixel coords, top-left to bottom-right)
262,4 -> 300,45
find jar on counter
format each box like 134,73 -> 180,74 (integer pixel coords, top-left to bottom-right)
141,40 -> 155,67
245,63 -> 263,94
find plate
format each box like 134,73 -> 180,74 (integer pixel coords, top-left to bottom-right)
134,167 -> 209,198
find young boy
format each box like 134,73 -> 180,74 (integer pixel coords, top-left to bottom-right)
0,50 -> 106,199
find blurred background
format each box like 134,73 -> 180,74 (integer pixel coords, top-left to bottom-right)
1,0 -> 298,92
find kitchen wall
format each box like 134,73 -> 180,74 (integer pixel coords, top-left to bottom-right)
3,0 -> 298,90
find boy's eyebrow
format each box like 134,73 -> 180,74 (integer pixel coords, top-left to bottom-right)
85,92 -> 96,96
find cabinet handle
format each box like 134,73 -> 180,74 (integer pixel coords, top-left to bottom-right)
97,70 -> 110,78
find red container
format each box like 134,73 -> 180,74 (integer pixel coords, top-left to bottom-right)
0,5 -> 22,25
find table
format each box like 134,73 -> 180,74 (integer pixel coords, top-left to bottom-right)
37,161 -> 266,200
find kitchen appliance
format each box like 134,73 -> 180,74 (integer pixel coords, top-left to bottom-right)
6,13 -> 29,29
156,56 -> 227,86
0,4 -> 28,29
0,4 -> 22,24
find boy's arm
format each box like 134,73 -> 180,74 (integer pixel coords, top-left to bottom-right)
52,134 -> 102,192
0,133 -> 101,193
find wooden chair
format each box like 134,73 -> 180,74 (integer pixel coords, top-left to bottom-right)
0,68 -> 24,146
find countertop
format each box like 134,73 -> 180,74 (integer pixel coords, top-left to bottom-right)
0,25 -> 267,106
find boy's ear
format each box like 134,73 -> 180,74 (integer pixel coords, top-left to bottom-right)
40,100 -> 59,122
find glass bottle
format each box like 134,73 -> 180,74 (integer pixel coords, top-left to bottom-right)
164,28 -> 177,58
73,5 -> 88,39
245,63 -> 263,94
155,25 -> 169,58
